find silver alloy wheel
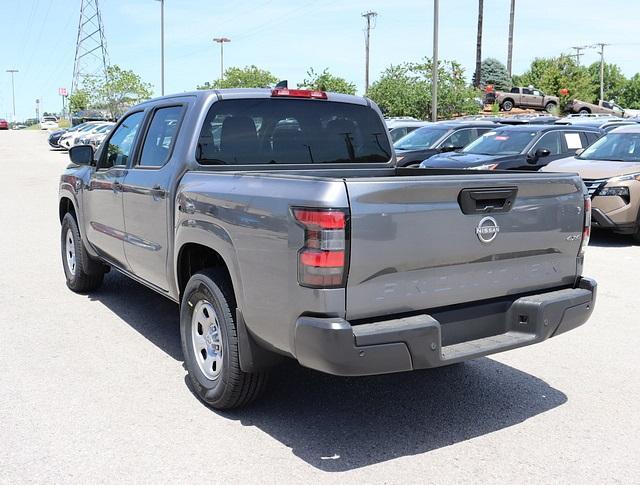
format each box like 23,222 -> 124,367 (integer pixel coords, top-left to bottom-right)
191,300 -> 223,380
65,229 -> 76,276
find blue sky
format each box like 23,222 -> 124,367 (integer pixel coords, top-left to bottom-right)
2,0 -> 640,120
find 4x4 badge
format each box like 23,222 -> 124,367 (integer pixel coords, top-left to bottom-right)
476,216 -> 500,243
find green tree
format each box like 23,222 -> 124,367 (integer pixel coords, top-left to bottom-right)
475,57 -> 511,90
68,89 -> 91,113
513,55 -> 593,104
99,65 -> 153,118
299,68 -> 356,95
367,59 -> 480,120
619,73 -> 640,109
198,65 -> 278,90
587,62 -> 627,102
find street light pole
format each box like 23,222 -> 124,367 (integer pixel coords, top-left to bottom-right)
213,37 -> 231,81
6,69 -> 18,121
431,0 -> 439,122
156,0 -> 165,95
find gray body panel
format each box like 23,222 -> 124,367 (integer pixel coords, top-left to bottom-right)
58,88 -> 593,367
344,173 -> 584,320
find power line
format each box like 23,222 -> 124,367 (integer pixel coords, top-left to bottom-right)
570,45 -> 588,66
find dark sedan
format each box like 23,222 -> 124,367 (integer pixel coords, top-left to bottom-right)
420,124 -> 603,171
393,121 -> 495,167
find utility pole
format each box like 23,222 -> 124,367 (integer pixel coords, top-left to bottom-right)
570,46 -> 587,66
213,37 -> 231,81
156,0 -> 165,95
595,43 -> 609,101
6,69 -> 18,121
474,0 -> 483,87
362,11 -> 377,94
432,0 -> 439,121
506,0 -> 515,76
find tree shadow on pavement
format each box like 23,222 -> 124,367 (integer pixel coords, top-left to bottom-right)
91,272 -> 567,472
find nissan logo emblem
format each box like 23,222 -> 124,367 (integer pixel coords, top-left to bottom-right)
476,216 -> 500,243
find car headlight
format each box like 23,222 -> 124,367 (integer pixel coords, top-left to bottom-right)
468,163 -> 499,170
609,172 -> 640,183
598,186 -> 630,201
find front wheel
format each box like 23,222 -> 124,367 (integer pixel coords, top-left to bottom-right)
61,213 -> 105,292
545,102 -> 557,113
180,269 -> 268,409
579,108 -> 591,115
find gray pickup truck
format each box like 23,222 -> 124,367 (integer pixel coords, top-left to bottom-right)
59,88 -> 597,409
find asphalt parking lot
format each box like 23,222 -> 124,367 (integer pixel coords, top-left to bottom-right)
1,130 -> 639,483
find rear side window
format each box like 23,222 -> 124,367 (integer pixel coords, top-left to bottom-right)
197,98 -> 391,165
138,106 -> 183,167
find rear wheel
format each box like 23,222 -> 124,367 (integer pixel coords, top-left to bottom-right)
61,213 -> 105,292
502,100 -> 514,111
180,269 -> 268,409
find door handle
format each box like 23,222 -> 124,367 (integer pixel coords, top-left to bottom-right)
151,184 -> 167,199
113,181 -> 123,192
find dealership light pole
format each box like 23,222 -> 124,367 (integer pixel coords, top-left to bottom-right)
213,37 -> 231,81
6,69 -> 18,121
595,43 -> 609,101
431,0 -> 439,121
156,0 -> 165,95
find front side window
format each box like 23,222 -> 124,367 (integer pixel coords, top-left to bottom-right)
532,131 -> 563,155
100,112 -> 145,169
443,128 -> 475,148
138,106 -> 183,167
197,98 -> 391,165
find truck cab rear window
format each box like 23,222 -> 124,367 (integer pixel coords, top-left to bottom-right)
196,98 -> 391,165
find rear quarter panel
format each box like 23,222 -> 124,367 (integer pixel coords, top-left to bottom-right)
175,171 -> 349,355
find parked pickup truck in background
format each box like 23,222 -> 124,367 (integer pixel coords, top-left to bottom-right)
59,87 -> 597,409
566,99 -> 625,116
490,86 -> 559,112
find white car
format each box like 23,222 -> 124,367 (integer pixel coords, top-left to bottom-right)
40,116 -> 59,130
385,118 -> 430,143
58,122 -> 110,149
77,123 -> 114,148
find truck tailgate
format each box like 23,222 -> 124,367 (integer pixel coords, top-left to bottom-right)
344,173 -> 584,320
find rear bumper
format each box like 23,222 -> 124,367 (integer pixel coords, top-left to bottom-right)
294,277 -> 597,376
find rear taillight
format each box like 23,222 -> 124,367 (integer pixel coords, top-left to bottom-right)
293,208 -> 348,288
580,196 -> 591,255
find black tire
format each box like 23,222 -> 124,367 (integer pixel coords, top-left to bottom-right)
180,269 -> 268,409
502,99 -> 514,111
61,213 -> 105,292
545,102 -> 557,113
579,108 -> 591,115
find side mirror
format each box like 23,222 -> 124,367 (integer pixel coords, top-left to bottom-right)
69,145 -> 94,165
527,148 -> 551,164
575,148 -> 585,156
440,145 -> 461,153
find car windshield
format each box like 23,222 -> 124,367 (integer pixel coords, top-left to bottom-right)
393,126 -> 449,150
197,98 -> 392,165
462,130 -> 537,155
578,132 -> 640,161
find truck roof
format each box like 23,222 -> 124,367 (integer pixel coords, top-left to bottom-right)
137,88 -> 370,107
